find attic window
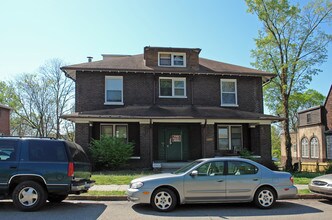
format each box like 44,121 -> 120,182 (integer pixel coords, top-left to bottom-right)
158,52 -> 186,67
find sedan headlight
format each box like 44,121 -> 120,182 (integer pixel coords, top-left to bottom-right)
131,182 -> 144,189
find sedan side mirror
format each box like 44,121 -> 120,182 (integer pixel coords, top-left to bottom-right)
190,170 -> 198,177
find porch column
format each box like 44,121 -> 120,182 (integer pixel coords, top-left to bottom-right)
139,124 -> 153,168
203,124 -> 215,158
250,125 -> 272,162
75,123 -> 90,152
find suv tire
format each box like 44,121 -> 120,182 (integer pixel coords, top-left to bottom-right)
48,194 -> 68,203
12,181 -> 47,211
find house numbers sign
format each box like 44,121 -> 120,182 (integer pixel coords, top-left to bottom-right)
171,135 -> 182,142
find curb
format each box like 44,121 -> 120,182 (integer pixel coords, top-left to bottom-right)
67,195 -> 128,201
67,194 -> 325,201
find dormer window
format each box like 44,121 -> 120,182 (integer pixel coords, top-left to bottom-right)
158,52 -> 186,67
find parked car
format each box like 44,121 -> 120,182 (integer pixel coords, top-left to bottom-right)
0,136 -> 95,211
308,174 -> 332,200
127,157 -> 297,212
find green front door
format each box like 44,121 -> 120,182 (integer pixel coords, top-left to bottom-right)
165,129 -> 183,161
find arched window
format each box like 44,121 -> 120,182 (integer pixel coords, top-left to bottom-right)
310,137 -> 319,159
301,138 -> 309,158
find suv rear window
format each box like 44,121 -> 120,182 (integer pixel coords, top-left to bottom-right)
28,140 -> 67,162
66,142 -> 89,163
0,140 -> 18,161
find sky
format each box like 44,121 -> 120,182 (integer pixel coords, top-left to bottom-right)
0,0 -> 331,98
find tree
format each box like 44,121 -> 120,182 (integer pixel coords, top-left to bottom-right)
246,0 -> 332,171
271,125 -> 281,160
39,59 -> 74,138
2,59 -> 75,138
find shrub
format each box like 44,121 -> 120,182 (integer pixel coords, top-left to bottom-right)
325,162 -> 332,174
90,135 -> 134,169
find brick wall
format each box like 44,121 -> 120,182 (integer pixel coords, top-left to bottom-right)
76,71 -> 263,113
0,108 -> 10,135
203,124 -> 215,158
75,123 -> 90,151
325,87 -> 332,130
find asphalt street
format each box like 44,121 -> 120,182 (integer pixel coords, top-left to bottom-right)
0,199 -> 331,220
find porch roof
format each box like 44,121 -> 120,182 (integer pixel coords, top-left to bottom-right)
62,105 -> 282,123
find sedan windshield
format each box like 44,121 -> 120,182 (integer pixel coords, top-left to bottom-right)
173,160 -> 202,174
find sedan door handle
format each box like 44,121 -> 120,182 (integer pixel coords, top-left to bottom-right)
217,180 -> 224,182
253,178 -> 259,181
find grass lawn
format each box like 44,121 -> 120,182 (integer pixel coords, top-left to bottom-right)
297,189 -> 311,195
92,170 -> 155,185
292,172 -> 323,185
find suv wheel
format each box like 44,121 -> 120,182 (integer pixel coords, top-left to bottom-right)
12,181 -> 47,211
48,194 -> 68,203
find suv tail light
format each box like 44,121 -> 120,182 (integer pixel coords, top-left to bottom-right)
68,162 -> 74,177
290,176 -> 294,185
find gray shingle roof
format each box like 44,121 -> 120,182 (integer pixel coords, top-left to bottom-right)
62,105 -> 281,121
61,54 -> 274,82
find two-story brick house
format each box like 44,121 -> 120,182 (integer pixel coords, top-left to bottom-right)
0,104 -> 11,135
281,85 -> 332,171
61,46 -> 279,168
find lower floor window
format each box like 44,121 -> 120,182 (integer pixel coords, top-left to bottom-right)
217,125 -> 242,151
100,124 -> 128,142
327,135 -> 332,159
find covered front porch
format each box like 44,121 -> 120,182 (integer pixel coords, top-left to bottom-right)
62,105 -> 279,168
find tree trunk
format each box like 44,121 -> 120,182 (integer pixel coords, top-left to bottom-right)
282,94 -> 293,171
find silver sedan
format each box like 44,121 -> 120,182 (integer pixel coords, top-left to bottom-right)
308,174 -> 332,200
127,157 -> 297,212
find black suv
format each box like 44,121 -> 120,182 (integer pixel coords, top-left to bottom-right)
0,136 -> 95,211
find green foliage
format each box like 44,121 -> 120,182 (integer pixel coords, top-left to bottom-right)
271,125 -> 281,160
245,0 -> 332,171
325,163 -> 332,174
239,148 -> 253,158
90,136 -> 134,169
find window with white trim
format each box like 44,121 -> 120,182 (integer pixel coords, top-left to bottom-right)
100,124 -> 128,142
310,137 -> 319,158
217,125 -> 242,151
301,137 -> 309,158
220,79 -> 238,106
327,135 -> 332,159
158,52 -> 186,67
159,77 -> 186,98
105,76 -> 123,105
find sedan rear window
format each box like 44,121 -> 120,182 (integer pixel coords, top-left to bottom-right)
228,161 -> 258,175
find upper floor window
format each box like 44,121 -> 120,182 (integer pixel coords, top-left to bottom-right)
307,113 -> 312,124
158,52 -> 186,67
105,76 -> 123,105
301,137 -> 309,158
220,79 -> 238,106
159,77 -> 186,98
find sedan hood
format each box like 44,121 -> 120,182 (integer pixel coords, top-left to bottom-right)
313,174 -> 332,183
131,173 -> 177,183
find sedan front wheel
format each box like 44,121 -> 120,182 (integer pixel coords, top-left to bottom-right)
151,188 -> 177,212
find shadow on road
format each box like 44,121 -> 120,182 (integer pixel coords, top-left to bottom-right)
132,201 -> 323,218
0,201 -> 106,220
